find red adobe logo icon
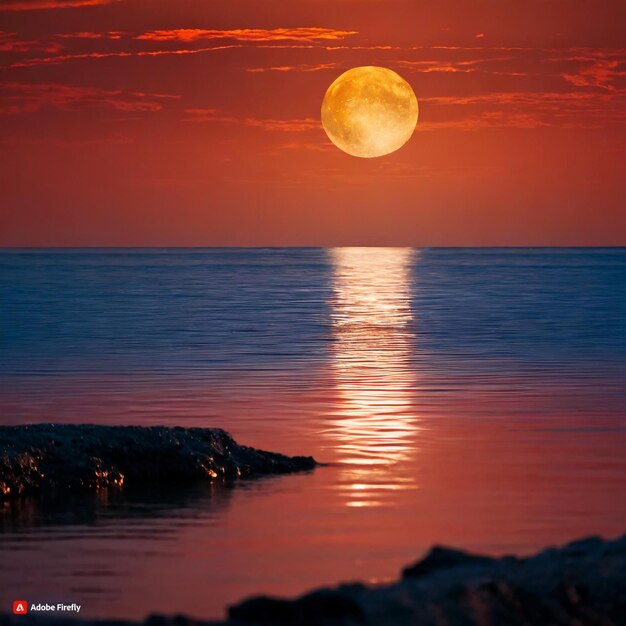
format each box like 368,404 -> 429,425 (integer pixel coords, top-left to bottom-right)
13,601 -> 28,615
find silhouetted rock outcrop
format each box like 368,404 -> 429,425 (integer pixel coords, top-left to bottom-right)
3,534 -> 624,625
401,545 -> 500,579
0,424 -> 317,499
225,534 -> 626,625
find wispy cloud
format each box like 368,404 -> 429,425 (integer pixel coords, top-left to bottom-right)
419,112 -> 549,131
4,27 -> 357,68
0,0 -> 122,11
183,108 -> 320,132
422,90 -> 625,108
245,63 -> 336,73
56,30 -> 123,39
0,82 -> 177,114
396,59 -> 482,73
561,58 -> 626,91
7,44 -> 244,68
0,131 -> 134,146
420,89 -> 626,130
276,141 -> 335,152
135,28 -> 357,44
3,31 -> 626,132
0,31 -> 62,53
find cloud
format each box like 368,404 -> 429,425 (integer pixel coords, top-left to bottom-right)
276,141 -> 335,152
7,44 -> 244,68
561,58 -> 626,91
0,82 -> 177,114
422,90 -> 624,108
420,89 -> 626,130
3,32 -> 626,132
396,59 -> 481,73
246,63 -> 337,73
0,31 -> 62,53
56,31 -> 123,39
0,131 -> 133,146
136,28 -> 357,44
393,45 -> 626,84
3,27 -> 357,68
0,0 -> 121,10
387,45 -> 626,129
183,108 -> 320,132
419,112 -> 549,131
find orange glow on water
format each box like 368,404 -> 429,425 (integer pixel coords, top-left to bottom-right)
328,248 -> 421,506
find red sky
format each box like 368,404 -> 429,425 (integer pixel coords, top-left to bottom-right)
1,0 -> 625,246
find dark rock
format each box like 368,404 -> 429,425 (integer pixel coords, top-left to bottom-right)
229,597 -> 299,624
226,533 -> 626,625
467,580 -> 556,625
0,530 -> 624,626
229,589 -> 365,625
402,546 -> 497,579
0,424 -> 317,500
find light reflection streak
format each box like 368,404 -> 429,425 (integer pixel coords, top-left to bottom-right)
328,248 -> 420,507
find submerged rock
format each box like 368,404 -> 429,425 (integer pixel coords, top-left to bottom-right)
0,424 -> 317,499
0,534 -> 624,625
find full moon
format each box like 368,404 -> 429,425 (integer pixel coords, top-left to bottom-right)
321,66 -> 418,158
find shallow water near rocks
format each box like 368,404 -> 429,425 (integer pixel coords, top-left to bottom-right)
1,248 -> 625,619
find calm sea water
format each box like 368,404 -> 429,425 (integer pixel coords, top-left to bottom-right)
1,248 -> 625,620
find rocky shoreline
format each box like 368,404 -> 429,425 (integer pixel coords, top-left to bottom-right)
1,534 -> 625,625
224,534 -> 626,625
0,424 -> 317,499
1,425 -> 624,624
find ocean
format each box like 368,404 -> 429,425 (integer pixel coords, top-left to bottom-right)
1,248 -> 625,619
